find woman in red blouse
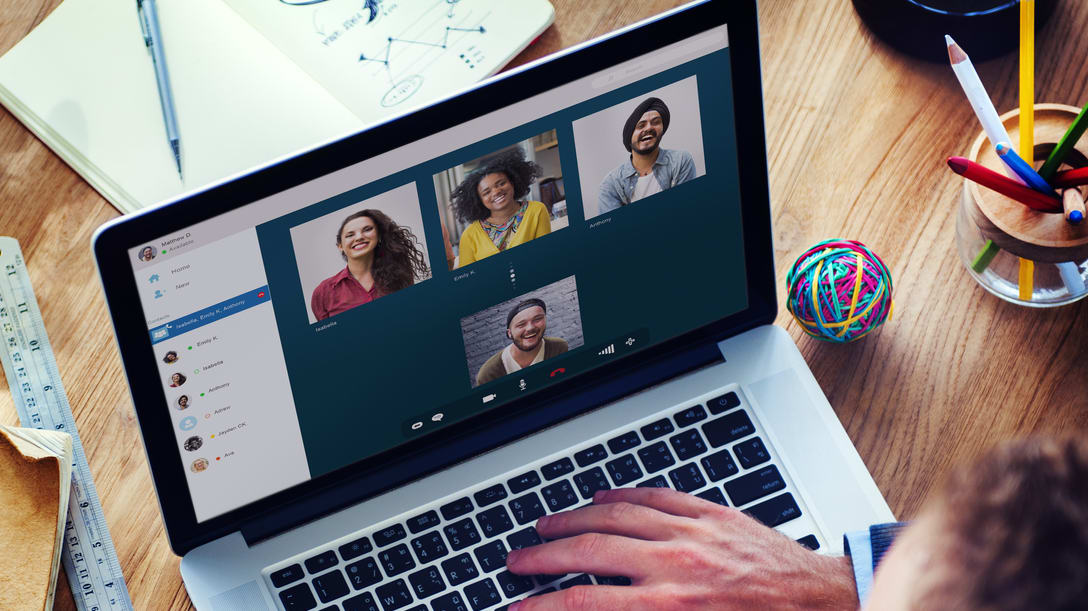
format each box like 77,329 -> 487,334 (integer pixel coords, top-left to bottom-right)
310,209 -> 429,321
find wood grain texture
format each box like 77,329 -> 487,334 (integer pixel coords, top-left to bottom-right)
0,1 -> 1085,609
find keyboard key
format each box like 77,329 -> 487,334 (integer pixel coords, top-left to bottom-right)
407,510 -> 442,534
506,471 -> 541,494
474,484 -> 508,507
668,463 -> 706,493
594,575 -> 633,586
441,553 -> 480,586
572,467 -> 611,499
473,540 -> 509,573
463,578 -> 502,610
640,418 -> 674,441
607,431 -> 642,454
605,453 -> 644,486
540,457 -> 574,480
637,441 -> 676,473
695,487 -> 728,506
271,563 -> 305,588
345,557 -> 382,590
574,444 -> 608,467
559,574 -> 592,589
378,544 -> 416,578
444,518 -> 482,551
408,566 -> 447,599
339,537 -> 373,561
797,534 -> 820,550
313,569 -> 350,603
374,524 -> 408,548
305,550 -> 339,575
344,591 -> 380,611
477,505 -> 514,538
724,465 -> 786,506
669,429 -> 708,461
508,492 -> 546,525
375,579 -> 413,611
707,391 -> 741,414
279,582 -> 317,610
440,497 -> 474,521
700,450 -> 739,481
733,437 -> 771,469
411,531 -> 450,563
540,480 -> 578,512
534,574 -> 562,587
673,404 -> 708,428
506,527 -> 543,551
496,570 -> 534,598
745,493 -> 802,527
702,410 -> 755,448
636,475 -> 669,488
430,591 -> 469,611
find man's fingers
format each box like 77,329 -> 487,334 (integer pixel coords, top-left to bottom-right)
591,486 -> 720,519
510,585 -> 651,611
506,533 -> 657,579
534,500 -> 689,541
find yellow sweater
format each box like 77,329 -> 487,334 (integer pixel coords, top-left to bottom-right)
457,200 -> 551,267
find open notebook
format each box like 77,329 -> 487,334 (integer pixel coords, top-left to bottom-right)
0,0 -> 553,214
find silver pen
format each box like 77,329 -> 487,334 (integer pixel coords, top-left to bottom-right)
136,0 -> 182,179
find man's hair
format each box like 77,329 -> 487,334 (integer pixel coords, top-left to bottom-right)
921,436 -> 1088,609
506,298 -> 546,328
450,149 -> 542,223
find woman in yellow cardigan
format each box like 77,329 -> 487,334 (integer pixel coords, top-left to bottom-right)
452,149 -> 551,267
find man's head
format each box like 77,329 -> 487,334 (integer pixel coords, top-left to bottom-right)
506,299 -> 547,353
867,436 -> 1088,610
622,97 -> 670,154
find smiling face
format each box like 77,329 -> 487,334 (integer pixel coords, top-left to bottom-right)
140,247 -> 154,261
507,305 -> 547,353
337,215 -> 379,261
630,110 -> 664,155
477,172 -> 517,216
178,396 -> 188,408
171,373 -> 182,385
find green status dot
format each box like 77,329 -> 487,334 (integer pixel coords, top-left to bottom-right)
200,393 -> 205,397
188,346 -> 193,350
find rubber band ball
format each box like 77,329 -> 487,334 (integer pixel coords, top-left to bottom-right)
785,239 -> 893,343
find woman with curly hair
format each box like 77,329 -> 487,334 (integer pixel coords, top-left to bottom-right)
310,209 -> 430,321
452,149 -> 551,267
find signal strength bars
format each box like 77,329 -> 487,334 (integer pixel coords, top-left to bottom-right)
598,344 -> 615,356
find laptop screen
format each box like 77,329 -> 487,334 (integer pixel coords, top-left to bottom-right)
128,25 -> 742,522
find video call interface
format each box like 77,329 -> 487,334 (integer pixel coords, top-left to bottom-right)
133,29 -> 750,521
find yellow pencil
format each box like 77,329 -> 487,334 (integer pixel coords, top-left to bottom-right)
1018,0 -> 1034,301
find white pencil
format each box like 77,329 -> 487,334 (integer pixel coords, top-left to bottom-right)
946,34 -> 1023,183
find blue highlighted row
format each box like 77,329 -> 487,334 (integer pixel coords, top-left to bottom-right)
149,286 -> 270,345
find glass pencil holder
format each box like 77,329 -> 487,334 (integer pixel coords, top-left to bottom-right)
955,104 -> 1088,307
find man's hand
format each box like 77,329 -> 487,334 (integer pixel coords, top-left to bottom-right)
505,487 -> 857,610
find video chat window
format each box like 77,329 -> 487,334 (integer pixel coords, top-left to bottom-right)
461,275 -> 585,388
289,183 -> 433,324
572,76 -> 707,221
433,130 -> 569,271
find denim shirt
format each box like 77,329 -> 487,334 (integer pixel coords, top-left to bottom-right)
597,148 -> 697,215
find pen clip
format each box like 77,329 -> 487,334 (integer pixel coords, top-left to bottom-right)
136,1 -> 152,50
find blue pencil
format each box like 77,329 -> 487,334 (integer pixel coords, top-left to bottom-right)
995,142 -> 1057,196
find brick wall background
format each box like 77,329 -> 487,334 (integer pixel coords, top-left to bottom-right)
461,276 -> 584,386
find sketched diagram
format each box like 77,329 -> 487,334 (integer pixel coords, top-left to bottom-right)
282,0 -> 489,109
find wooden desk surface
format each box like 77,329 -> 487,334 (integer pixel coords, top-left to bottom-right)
2,1 -> 1087,608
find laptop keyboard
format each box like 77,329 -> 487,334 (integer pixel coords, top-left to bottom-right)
266,387 -> 819,611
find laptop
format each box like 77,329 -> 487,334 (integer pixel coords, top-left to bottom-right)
93,1 -> 894,609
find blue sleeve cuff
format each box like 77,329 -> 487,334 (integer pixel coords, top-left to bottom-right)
843,529 -> 874,605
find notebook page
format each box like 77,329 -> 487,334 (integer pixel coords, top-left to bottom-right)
221,0 -> 554,121
0,0 -> 362,213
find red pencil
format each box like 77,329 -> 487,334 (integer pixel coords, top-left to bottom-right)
1051,167 -> 1088,189
947,157 -> 1062,212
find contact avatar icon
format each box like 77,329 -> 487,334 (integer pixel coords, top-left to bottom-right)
179,417 -> 197,431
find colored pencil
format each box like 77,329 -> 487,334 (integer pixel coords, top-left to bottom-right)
1020,0 -> 1034,165
947,157 -> 1062,211
1038,102 -> 1088,181
1064,188 -> 1086,224
946,35 -> 1021,182
995,142 -> 1057,196
1052,167 -> 1088,189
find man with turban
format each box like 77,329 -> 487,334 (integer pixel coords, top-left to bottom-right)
598,96 -> 697,215
476,298 -> 569,386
